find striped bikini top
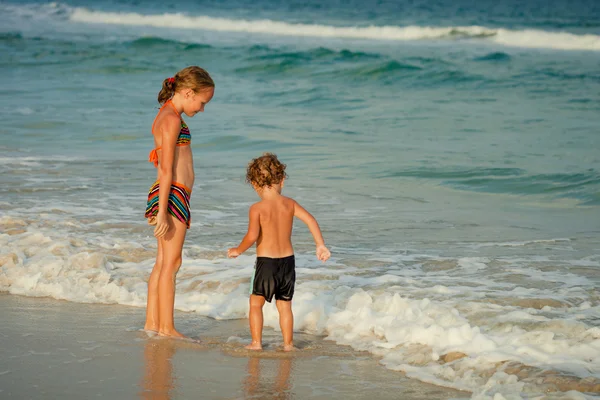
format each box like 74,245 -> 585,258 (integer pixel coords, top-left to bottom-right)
148,99 -> 191,168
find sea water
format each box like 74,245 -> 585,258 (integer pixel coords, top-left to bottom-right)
1,0 -> 599,398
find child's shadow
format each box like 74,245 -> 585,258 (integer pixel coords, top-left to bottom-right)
244,357 -> 293,400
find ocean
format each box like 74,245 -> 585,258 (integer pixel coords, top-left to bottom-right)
1,0 -> 599,398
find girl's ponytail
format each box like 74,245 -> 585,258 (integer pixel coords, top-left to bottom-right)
157,76 -> 176,104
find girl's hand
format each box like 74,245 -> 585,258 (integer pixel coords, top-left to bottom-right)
316,245 -> 330,262
154,212 -> 171,238
228,247 -> 241,258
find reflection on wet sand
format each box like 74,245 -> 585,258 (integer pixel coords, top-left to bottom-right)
139,339 -> 176,400
244,357 -> 293,399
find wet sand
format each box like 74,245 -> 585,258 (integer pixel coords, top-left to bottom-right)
0,293 -> 469,399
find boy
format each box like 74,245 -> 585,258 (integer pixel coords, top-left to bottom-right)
227,153 -> 330,351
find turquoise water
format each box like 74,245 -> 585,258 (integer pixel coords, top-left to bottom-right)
1,1 -> 600,398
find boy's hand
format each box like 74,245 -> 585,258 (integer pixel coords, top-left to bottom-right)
228,247 -> 241,258
316,245 -> 330,262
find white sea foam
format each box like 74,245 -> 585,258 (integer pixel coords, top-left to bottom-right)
0,155 -> 82,166
4,2 -> 598,51
469,238 -> 573,248
65,8 -> 600,51
1,214 -> 599,398
15,107 -> 34,115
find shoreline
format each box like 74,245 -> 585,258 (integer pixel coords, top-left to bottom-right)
0,293 -> 469,399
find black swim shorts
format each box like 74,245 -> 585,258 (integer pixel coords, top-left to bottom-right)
250,255 -> 296,302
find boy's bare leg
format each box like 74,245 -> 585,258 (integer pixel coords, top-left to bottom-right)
276,300 -> 295,351
144,239 -> 163,331
246,294 -> 266,350
157,216 -> 187,338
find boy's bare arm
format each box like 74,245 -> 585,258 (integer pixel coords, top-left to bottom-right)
293,201 -> 330,262
228,205 -> 260,258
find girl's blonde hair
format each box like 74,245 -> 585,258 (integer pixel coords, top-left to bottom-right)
157,66 -> 215,104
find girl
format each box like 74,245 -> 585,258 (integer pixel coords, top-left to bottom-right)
144,66 -> 215,337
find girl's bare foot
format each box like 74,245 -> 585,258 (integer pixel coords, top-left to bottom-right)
143,325 -> 158,332
158,329 -> 187,339
245,342 -> 263,351
283,344 -> 296,352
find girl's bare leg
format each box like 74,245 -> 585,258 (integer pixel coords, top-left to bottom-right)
157,216 -> 187,338
246,294 -> 266,350
144,239 -> 163,331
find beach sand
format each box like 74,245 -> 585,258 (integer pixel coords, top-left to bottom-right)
0,293 -> 469,399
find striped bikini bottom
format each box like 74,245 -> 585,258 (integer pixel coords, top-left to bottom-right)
145,181 -> 192,228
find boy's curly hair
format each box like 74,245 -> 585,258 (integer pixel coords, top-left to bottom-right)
246,153 -> 288,188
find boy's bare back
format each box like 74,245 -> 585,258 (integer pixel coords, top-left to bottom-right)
253,195 -> 296,258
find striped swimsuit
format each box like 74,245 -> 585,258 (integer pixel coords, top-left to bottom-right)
145,100 -> 193,228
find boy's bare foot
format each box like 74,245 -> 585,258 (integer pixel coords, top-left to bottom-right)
245,342 -> 263,351
283,344 -> 296,352
158,329 -> 187,339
